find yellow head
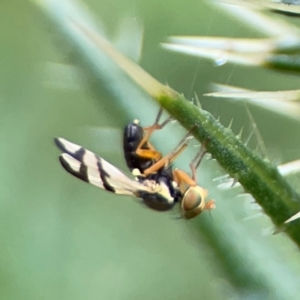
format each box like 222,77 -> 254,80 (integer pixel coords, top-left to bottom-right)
181,186 -> 215,219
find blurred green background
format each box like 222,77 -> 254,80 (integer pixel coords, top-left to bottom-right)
2,0 -> 300,299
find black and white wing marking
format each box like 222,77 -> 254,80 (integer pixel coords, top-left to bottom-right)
54,137 -> 152,197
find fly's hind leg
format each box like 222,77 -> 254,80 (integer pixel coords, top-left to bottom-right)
143,131 -> 194,175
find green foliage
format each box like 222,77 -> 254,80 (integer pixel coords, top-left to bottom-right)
2,0 -> 300,299
35,0 -> 300,244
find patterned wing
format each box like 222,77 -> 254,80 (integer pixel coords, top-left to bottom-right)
54,137 -> 152,197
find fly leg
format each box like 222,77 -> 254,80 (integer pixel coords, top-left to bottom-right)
189,145 -> 207,182
142,131 -> 193,175
135,107 -> 173,160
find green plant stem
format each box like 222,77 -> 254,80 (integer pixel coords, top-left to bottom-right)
34,0 -> 300,249
158,92 -> 300,245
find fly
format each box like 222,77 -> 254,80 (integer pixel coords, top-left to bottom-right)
54,108 -> 215,218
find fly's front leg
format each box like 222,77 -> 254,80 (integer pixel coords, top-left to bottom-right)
143,107 -> 173,132
190,145 -> 207,182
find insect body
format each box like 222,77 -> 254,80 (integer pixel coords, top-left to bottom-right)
55,108 -> 215,218
123,119 -> 156,174
123,119 -> 181,211
123,108 -> 170,174
122,110 -> 215,218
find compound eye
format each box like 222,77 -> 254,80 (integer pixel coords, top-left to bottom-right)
182,188 -> 202,210
181,186 -> 206,219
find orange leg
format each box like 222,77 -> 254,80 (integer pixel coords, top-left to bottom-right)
143,131 -> 193,175
135,148 -> 162,160
173,169 -> 197,186
170,144 -> 215,216
205,200 -> 216,210
174,167 -> 216,214
146,141 -> 158,152
143,107 -> 173,132
135,107 -> 172,160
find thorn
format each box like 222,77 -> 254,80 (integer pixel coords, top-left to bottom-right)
231,177 -> 239,187
213,174 -> 230,182
235,193 -> 251,199
244,103 -> 268,158
237,126 -> 244,140
254,144 -> 260,156
217,179 -> 241,190
273,224 -> 288,235
273,211 -> 300,233
261,227 -> 275,236
194,92 -> 201,108
278,160 -> 300,177
250,203 -> 262,211
217,116 -> 220,122
228,118 -> 233,129
244,127 -> 255,147
284,211 -> 300,224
